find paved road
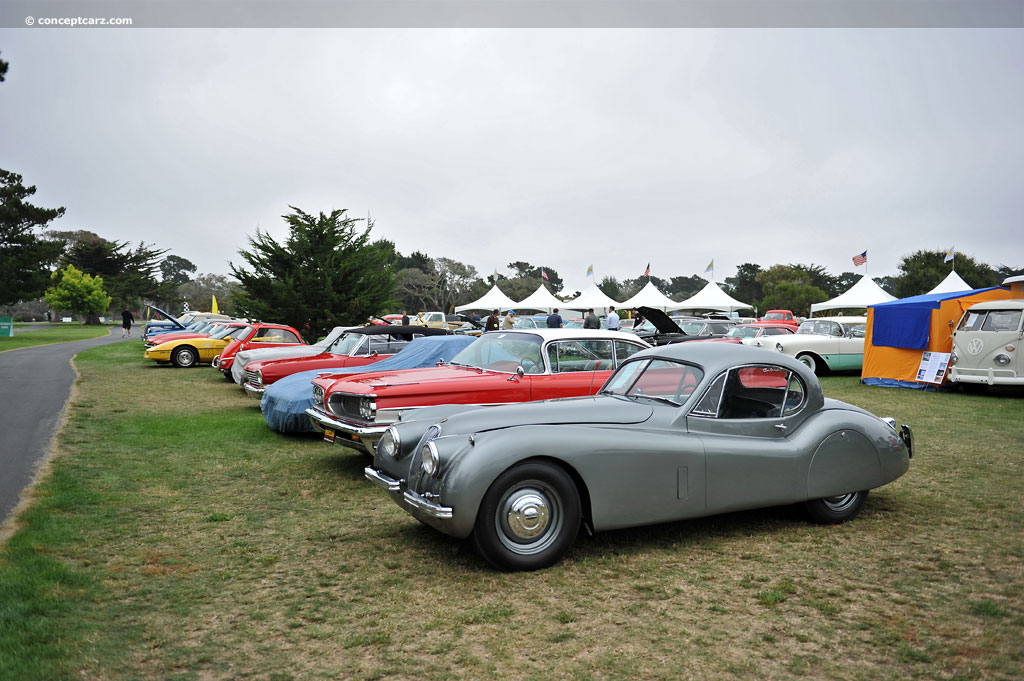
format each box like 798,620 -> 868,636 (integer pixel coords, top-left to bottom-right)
0,328 -> 129,526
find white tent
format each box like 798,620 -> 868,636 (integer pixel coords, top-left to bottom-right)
515,284 -> 567,313
810,276 -> 896,314
668,280 -> 753,313
619,281 -> 679,311
564,281 -> 619,313
454,284 -> 518,313
927,270 -> 972,295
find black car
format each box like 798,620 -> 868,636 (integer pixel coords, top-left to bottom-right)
633,306 -> 736,346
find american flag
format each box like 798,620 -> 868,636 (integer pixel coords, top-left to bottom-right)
852,251 -> 867,266
642,262 -> 650,277
541,268 -> 549,281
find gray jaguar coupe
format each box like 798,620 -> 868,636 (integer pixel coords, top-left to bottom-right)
365,343 -> 913,571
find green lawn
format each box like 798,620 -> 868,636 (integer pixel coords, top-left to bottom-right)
1,343 -> 1021,681
0,324 -> 112,351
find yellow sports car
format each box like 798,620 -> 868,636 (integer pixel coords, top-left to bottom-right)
144,324 -> 249,368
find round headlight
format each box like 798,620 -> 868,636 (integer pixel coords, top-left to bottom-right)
359,397 -> 375,420
378,426 -> 401,458
950,351 -> 958,365
421,441 -> 439,476
994,353 -> 1011,366
776,342 -> 784,352
312,384 -> 325,406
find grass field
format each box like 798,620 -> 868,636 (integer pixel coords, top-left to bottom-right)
0,324 -> 112,351
1,342 -> 1021,680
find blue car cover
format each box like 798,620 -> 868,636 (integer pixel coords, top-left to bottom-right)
261,335 -> 476,433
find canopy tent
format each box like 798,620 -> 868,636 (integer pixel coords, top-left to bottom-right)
564,282 -> 619,313
810,276 -> 896,314
454,284 -> 517,313
927,270 -> 972,295
516,284 -> 567,313
668,280 -> 753,313
862,287 -> 1014,389
619,281 -> 679,311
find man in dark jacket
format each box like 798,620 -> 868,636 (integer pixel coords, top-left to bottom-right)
484,309 -> 500,331
546,308 -> 563,328
583,308 -> 600,329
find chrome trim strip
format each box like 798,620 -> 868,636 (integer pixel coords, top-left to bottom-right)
303,408 -> 390,437
364,466 -> 402,492
403,490 -> 453,519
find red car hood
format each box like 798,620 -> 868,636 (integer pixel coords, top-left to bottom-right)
317,365 -> 513,403
249,353 -> 384,383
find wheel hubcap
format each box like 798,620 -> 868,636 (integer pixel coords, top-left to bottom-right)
496,483 -> 563,555
822,493 -> 858,512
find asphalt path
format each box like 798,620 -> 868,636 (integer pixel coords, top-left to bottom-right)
0,327 -> 129,527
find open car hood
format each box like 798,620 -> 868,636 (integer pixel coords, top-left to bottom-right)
638,306 -> 687,335
439,395 -> 654,434
146,305 -> 186,329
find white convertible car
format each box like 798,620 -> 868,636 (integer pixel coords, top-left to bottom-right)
744,316 -> 867,374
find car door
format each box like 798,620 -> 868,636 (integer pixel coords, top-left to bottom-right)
686,365 -> 811,514
834,322 -> 866,370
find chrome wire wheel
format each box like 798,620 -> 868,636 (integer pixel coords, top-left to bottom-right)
494,481 -> 564,556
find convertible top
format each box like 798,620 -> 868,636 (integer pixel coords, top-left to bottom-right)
347,325 -> 452,340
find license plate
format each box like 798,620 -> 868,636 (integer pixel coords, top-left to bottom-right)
323,428 -> 335,444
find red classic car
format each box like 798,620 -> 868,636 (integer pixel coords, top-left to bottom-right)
305,329 -> 651,455
701,323 -> 796,344
757,310 -> 800,328
213,323 -> 306,376
241,325 -> 453,396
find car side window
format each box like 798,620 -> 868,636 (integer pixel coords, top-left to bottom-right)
547,340 -> 613,372
614,341 -> 646,365
694,366 -> 798,419
367,337 -> 391,355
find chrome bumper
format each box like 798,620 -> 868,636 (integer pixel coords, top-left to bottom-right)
950,366 -> 1024,385
212,356 -> 220,368
403,489 -> 453,519
304,407 -> 387,454
243,383 -> 265,398
364,466 -> 402,492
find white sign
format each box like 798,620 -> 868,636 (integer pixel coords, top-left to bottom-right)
916,351 -> 951,384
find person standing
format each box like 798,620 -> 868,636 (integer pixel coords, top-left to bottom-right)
583,308 -> 600,329
546,308 -> 563,328
401,310 -> 409,325
485,309 -> 500,332
503,310 -> 516,329
607,306 -> 620,331
121,307 -> 135,338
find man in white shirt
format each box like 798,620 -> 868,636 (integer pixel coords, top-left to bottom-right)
607,306 -> 620,331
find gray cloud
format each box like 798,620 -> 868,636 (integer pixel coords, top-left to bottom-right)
1,28 -> 1020,295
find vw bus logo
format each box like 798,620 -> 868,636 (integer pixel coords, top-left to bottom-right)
966,338 -> 984,356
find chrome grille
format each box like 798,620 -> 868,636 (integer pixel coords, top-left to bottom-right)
245,369 -> 261,386
327,394 -> 368,422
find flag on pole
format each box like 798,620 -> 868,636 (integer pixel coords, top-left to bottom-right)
704,260 -> 714,274
211,295 -> 219,314
586,264 -> 594,279
541,268 -> 549,281
852,251 -> 868,266
642,262 -> 651,277
944,246 -> 955,263
183,301 -> 190,313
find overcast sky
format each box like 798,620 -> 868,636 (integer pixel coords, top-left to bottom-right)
2,28 -> 1021,295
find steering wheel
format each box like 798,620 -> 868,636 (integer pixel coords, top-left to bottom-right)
520,358 -> 540,374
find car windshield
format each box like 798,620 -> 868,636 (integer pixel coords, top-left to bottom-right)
725,326 -> 760,338
314,327 -> 348,348
601,358 -> 704,406
763,313 -> 786,320
234,326 -> 253,340
958,309 -> 1023,332
449,332 -> 545,374
209,326 -> 238,340
797,320 -> 839,336
326,333 -> 366,355
676,321 -> 706,335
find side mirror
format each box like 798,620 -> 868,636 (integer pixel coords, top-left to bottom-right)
517,365 -> 526,377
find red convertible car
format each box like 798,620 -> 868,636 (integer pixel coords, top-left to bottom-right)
213,323 -> 306,377
305,329 -> 651,455
241,325 -> 453,396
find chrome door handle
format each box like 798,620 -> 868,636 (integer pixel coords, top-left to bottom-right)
774,424 -> 787,431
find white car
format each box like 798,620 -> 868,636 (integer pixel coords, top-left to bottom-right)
949,299 -> 1024,389
744,316 -> 867,374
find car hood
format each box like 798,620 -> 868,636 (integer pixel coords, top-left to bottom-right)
638,306 -> 687,335
235,345 -> 325,367
440,395 -> 655,433
324,365 -> 496,396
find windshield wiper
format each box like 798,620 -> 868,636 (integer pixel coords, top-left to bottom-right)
634,394 -> 681,407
